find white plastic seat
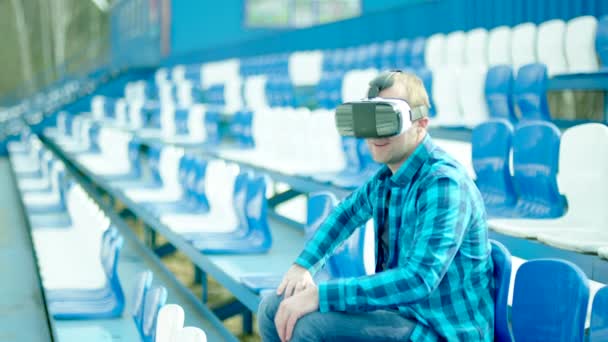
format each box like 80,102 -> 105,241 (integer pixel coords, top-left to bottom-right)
155,304 -> 185,342
490,124 -> 608,248
488,26 -> 512,66
175,327 -> 207,342
511,23 -> 537,72
566,16 -> 599,73
80,129 -> 133,176
445,31 -> 466,67
341,69 -> 379,103
289,50 -> 324,86
161,161 -> 240,234
537,19 -> 568,76
431,67 -> 463,127
465,28 -> 488,67
458,66 -> 489,127
599,247 -> 608,260
244,76 -> 269,110
124,146 -> 184,202
224,77 -> 244,114
424,33 -> 446,69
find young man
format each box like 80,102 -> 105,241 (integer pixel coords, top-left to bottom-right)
258,71 -> 494,341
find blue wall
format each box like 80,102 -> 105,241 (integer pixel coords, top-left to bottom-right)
165,0 -> 608,66
170,0 -> 274,56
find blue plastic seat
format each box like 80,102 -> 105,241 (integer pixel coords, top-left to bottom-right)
241,192 -> 369,293
596,16 -> 608,70
331,139 -> 381,189
415,68 -> 436,117
141,286 -> 168,342
142,154 -> 206,216
591,286 -> 608,341
490,240 -> 512,342
471,120 -> 517,217
510,121 -> 565,218
486,65 -> 517,124
514,63 -> 551,121
132,270 -> 154,336
49,233 -> 125,320
409,37 -> 426,69
511,259 -> 589,342
192,174 -> 272,254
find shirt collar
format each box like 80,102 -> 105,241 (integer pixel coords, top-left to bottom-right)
378,134 -> 435,187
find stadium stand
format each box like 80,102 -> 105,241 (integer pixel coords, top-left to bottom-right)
2,1 -> 608,340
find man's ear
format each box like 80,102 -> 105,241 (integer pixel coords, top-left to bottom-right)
415,117 -> 429,130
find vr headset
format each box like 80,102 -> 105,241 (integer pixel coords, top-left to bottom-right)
335,71 -> 429,138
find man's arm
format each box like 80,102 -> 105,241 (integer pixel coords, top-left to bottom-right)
317,176 -> 470,312
294,178 -> 375,272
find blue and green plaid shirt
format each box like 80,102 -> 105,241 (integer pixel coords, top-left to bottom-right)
295,135 -> 494,341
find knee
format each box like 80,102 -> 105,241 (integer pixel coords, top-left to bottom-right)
290,312 -> 326,341
257,293 -> 282,325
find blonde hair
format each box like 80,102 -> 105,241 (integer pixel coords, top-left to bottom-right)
391,72 -> 431,109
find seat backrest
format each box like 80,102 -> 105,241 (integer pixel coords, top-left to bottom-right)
233,172 -> 252,229
159,146 -> 185,191
131,270 -> 153,335
415,68 -> 435,117
105,235 -> 125,297
488,26 -> 512,66
341,69 -> 379,103
512,121 -> 564,217
514,63 -> 551,121
244,175 -> 272,248
465,28 -> 488,66
472,119 -> 517,207
155,304 -> 185,342
591,286 -> 608,341
596,16 -> 608,70
557,123 -> 608,225
175,327 -> 207,342
511,259 -> 589,342
380,40 -> 396,70
458,65 -> 489,127
485,65 -> 516,123
305,193 -> 370,278
424,33 -> 446,69
511,23 -> 537,72
407,37 -> 424,69
142,286 -> 168,342
431,67 -> 463,126
204,160 -> 239,213
566,16 -> 599,73
394,38 -> 410,69
490,240 -> 513,342
537,19 -> 568,76
445,31 -> 466,67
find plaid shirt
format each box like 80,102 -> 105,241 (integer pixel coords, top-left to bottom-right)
295,135 -> 494,341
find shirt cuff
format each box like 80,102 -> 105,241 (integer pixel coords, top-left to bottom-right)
318,279 -> 348,312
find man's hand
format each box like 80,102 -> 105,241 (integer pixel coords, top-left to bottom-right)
274,285 -> 320,342
276,264 -> 314,298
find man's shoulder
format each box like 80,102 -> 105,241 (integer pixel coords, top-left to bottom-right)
420,147 -> 470,185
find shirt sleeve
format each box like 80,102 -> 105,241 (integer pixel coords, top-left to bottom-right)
294,177 -> 375,273
317,176 -> 470,313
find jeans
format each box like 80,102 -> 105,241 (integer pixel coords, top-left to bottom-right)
257,294 -> 416,342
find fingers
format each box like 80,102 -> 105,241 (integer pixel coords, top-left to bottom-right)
284,309 -> 301,342
276,277 -> 287,295
274,301 -> 290,342
283,280 -> 297,298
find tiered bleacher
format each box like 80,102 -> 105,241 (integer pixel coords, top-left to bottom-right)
3,8 -> 608,342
